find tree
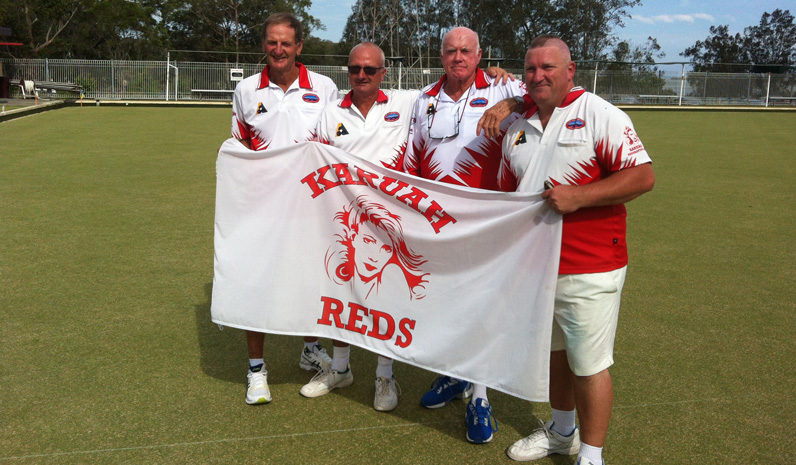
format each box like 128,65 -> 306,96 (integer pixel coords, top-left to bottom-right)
167,0 -> 322,62
66,0 -> 164,59
603,36 -> 670,96
340,0 -> 456,69
554,0 -> 641,61
0,0 -> 322,60
342,0 -> 643,69
681,10 -> 795,99
0,0 -> 82,56
460,0 -> 558,63
743,9 -> 796,73
682,9 -> 795,73
681,24 -> 745,72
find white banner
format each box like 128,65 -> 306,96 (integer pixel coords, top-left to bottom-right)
211,139 -> 562,401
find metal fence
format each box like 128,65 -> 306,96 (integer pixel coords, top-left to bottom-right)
2,58 -> 795,106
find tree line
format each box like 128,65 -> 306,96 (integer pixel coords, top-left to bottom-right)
1,0 -> 793,74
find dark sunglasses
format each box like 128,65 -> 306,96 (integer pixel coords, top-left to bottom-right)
347,66 -> 384,75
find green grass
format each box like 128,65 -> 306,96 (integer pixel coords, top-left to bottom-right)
1,107 -> 794,464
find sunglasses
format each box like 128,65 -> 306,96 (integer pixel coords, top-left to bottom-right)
347,66 -> 384,75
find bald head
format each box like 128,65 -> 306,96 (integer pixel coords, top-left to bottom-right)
442,27 -> 480,54
529,35 -> 571,62
440,27 -> 482,86
350,42 -> 385,68
524,35 -> 576,114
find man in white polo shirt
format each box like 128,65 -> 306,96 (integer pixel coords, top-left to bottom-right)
500,36 -> 654,465
316,43 -> 418,170
230,12 -> 339,406
402,26 -> 526,445
306,42 -> 517,413
303,42 -> 416,412
232,14 -> 338,150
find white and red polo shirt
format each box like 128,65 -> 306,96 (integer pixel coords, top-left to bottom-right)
402,69 -> 525,191
500,87 -> 652,274
316,89 -> 419,171
231,63 -> 339,150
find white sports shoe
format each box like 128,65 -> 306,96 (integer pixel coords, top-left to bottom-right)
506,420 -> 580,461
373,377 -> 401,412
299,345 -> 332,371
245,368 -> 272,405
299,367 -> 354,397
576,457 -> 604,465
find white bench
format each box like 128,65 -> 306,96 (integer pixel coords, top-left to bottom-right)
768,96 -> 796,106
638,94 -> 678,104
10,79 -> 83,98
191,89 -> 235,99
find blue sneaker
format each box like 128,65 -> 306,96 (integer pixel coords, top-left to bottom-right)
465,398 -> 498,444
420,376 -> 473,408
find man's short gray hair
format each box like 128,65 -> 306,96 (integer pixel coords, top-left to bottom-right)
350,42 -> 386,68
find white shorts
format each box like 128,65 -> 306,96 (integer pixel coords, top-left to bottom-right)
550,266 -> 627,377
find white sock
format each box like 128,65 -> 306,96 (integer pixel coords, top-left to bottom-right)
551,408 -> 576,436
304,341 -> 318,351
471,383 -> 488,403
376,356 -> 393,378
332,346 -> 350,372
248,359 -> 265,371
579,443 -> 603,465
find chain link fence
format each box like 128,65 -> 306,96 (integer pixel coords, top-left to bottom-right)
2,58 -> 794,106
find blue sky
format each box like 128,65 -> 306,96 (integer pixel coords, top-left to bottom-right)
308,0 -> 792,62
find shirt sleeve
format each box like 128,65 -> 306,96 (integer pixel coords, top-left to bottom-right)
595,106 -> 652,173
402,96 -> 425,176
316,106 -> 332,145
231,84 -> 252,143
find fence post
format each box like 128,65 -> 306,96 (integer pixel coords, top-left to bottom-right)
765,73 -> 771,107
165,52 -> 170,101
111,59 -> 115,99
592,61 -> 598,94
679,64 -> 685,106
45,58 -> 50,82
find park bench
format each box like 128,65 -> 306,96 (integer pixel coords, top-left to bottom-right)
10,79 -> 83,98
191,89 -> 235,100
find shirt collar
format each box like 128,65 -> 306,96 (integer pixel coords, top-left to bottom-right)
522,86 -> 586,118
561,86 -> 586,107
258,63 -> 312,89
340,89 -> 389,108
424,68 -> 490,96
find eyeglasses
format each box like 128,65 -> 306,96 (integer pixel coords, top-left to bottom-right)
427,88 -> 471,139
347,66 -> 384,75
427,103 -> 461,139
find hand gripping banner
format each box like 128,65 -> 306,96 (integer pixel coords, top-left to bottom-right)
212,139 -> 562,401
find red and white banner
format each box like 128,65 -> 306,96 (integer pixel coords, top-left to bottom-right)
211,139 -> 562,401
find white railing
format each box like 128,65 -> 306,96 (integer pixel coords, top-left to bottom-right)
2,58 -> 794,106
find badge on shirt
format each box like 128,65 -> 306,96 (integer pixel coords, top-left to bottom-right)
257,103 -> 267,114
336,123 -> 349,137
566,118 -> 585,130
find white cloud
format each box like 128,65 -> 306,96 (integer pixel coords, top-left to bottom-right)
692,13 -> 715,21
634,15 -> 655,24
632,13 -> 715,25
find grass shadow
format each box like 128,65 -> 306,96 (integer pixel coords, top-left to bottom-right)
194,281 -> 557,450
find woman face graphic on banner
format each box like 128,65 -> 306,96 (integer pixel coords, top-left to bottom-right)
326,196 -> 428,300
